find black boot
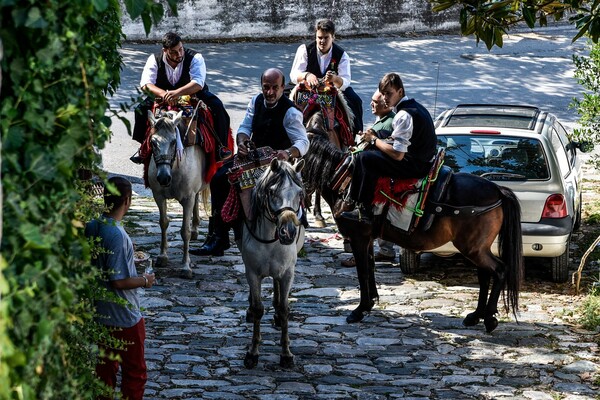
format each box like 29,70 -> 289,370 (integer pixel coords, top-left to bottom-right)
340,204 -> 373,225
130,149 -> 144,164
189,215 -> 230,256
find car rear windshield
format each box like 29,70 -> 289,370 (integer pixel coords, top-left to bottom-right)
441,106 -> 538,129
438,135 -> 549,180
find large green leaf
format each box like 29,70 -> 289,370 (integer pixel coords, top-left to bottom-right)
123,0 -> 146,20
91,0 -> 109,12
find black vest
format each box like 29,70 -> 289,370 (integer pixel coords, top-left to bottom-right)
154,48 -> 198,90
395,99 -> 437,163
251,94 -> 295,150
305,42 -> 345,78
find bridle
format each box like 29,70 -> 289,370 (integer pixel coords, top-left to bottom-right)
150,125 -> 177,168
245,170 -> 303,244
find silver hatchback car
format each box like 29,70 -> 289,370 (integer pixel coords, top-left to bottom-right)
402,104 -> 590,282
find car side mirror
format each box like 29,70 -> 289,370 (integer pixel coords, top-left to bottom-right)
572,141 -> 594,153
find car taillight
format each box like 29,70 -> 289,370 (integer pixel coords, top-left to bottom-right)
541,194 -> 568,218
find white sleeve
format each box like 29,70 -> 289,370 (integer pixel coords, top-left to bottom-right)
338,51 -> 351,91
140,54 -> 158,87
237,95 -> 258,138
189,53 -> 206,88
289,44 -> 308,84
391,110 -> 414,153
283,107 -> 310,156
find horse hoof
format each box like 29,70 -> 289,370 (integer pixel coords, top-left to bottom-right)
179,269 -> 193,279
244,352 -> 259,369
313,219 -> 326,228
280,355 -> 294,368
463,312 -> 481,327
346,309 -> 366,323
484,317 -> 499,333
343,240 -> 352,253
155,256 -> 168,268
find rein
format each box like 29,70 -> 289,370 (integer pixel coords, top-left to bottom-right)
245,205 -> 302,244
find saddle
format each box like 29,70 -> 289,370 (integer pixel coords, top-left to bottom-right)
141,97 -> 223,187
222,144 -> 277,222
293,82 -> 354,147
372,148 -> 450,233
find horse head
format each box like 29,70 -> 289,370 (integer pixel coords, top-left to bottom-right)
253,158 -> 305,245
148,110 -> 183,186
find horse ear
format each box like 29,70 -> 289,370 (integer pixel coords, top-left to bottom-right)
294,158 -> 305,173
148,110 -> 156,125
173,110 -> 183,126
270,157 -> 280,171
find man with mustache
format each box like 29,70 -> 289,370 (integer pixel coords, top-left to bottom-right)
190,68 -> 309,256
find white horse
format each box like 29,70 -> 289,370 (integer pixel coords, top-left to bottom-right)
147,110 -> 208,278
240,158 -> 306,369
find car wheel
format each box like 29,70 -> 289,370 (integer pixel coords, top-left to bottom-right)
551,237 -> 571,283
400,248 -> 420,274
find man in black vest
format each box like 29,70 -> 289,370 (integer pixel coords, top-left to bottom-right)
190,68 -> 309,256
130,32 -> 230,163
339,72 -> 437,225
289,19 -> 363,134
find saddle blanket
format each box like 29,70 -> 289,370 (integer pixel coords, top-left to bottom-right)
372,177 -> 423,232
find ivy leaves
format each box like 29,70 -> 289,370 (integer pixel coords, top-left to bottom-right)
0,0 -> 173,398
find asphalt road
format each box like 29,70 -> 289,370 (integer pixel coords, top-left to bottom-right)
104,25 -> 587,184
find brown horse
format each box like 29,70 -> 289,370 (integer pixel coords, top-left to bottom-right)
302,134 -> 524,333
290,82 -> 354,227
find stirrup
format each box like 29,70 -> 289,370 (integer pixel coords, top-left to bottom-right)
129,149 -> 144,164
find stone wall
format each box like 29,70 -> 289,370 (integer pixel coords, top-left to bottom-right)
122,0 -> 459,41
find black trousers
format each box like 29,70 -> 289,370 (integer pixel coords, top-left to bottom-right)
209,160 -> 243,239
196,87 -> 230,148
350,150 -> 432,206
132,86 -> 230,146
342,86 -> 363,134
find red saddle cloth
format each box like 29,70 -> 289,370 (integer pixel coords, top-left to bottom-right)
294,83 -> 354,147
141,99 -> 233,187
373,177 -> 420,209
221,146 -> 278,223
371,148 -> 447,232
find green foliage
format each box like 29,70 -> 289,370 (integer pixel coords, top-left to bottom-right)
578,289 -> 600,330
571,41 -> 600,170
0,0 -> 176,398
429,0 -> 600,49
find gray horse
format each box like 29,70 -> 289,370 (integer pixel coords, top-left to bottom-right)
147,110 -> 208,278
240,158 -> 306,369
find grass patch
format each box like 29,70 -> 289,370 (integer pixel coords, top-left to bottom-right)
579,286 -> 600,331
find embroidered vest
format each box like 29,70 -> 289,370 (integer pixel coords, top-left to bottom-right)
251,94 -> 295,150
395,99 -> 437,163
154,48 -> 197,90
305,42 -> 345,78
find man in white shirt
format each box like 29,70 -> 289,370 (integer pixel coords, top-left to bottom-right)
131,32 -> 230,163
289,19 -> 363,134
190,68 -> 309,256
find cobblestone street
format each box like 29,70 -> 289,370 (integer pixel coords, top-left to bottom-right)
125,186 -> 599,400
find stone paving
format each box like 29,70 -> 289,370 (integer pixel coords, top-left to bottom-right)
126,185 -> 599,400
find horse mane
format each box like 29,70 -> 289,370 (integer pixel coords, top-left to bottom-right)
302,134 -> 345,193
251,161 -> 304,227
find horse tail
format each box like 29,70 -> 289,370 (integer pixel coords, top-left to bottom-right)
498,185 -> 524,318
200,187 -> 211,211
